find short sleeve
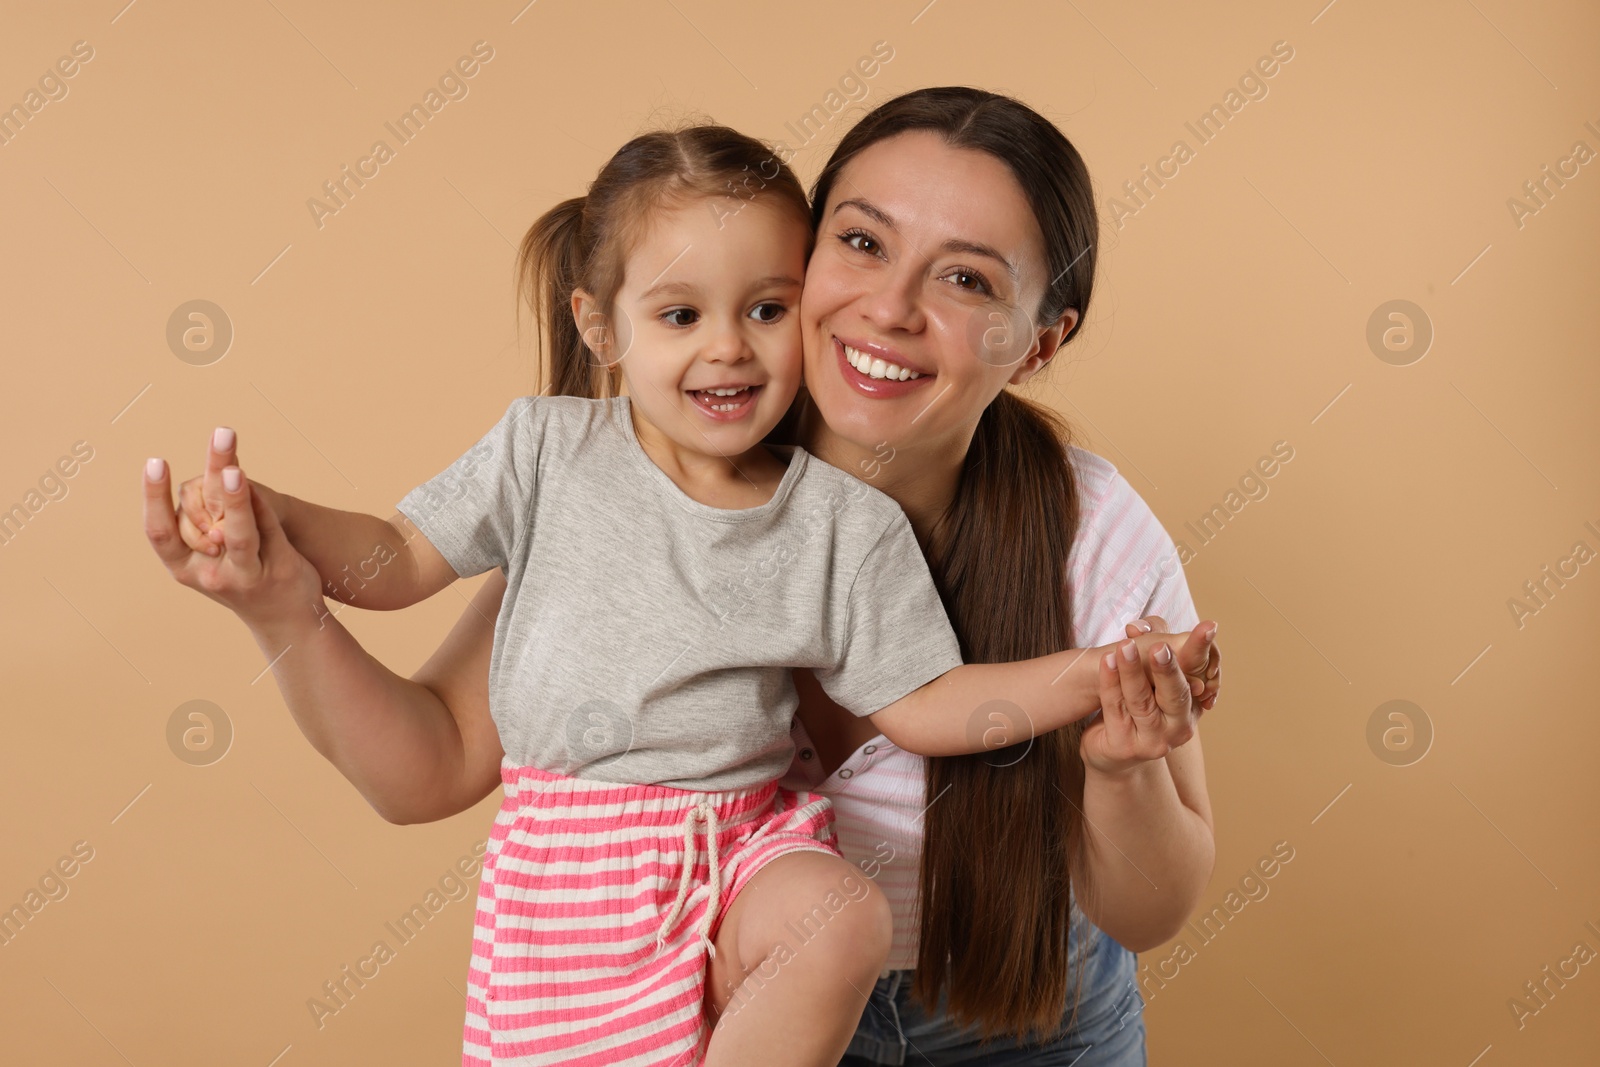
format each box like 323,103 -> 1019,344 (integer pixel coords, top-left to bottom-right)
394,396 -> 540,578
1067,452 -> 1200,648
814,513 -> 966,717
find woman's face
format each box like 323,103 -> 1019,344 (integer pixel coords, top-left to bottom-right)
799,130 -> 1077,458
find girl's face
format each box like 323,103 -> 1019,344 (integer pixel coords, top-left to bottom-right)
580,196 -> 810,460
800,131 -> 1077,458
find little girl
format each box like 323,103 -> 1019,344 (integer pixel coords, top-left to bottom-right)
167,126 -> 1208,1066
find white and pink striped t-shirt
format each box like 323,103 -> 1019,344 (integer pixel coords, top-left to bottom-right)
778,446 -> 1201,971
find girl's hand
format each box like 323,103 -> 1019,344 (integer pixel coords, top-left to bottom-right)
1081,619 -> 1215,778
144,457 -> 322,629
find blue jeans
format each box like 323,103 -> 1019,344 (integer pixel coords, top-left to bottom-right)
838,924 -> 1144,1066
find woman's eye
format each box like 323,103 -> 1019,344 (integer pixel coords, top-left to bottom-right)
748,302 -> 786,323
661,308 -> 699,327
841,229 -> 881,256
943,269 -> 990,294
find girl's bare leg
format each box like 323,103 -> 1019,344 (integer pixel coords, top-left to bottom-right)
702,851 -> 891,1065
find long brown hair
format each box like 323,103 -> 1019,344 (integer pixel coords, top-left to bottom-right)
515,124 -> 812,399
810,87 -> 1100,1042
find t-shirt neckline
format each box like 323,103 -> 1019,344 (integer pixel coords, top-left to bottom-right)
613,394 -> 808,522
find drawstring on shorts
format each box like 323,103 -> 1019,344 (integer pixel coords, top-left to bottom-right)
654,799 -> 723,960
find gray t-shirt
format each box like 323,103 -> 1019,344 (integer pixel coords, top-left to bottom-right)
395,395 -> 965,791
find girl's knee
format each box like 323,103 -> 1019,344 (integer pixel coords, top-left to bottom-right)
786,854 -> 893,969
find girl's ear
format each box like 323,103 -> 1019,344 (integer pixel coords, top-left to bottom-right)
571,288 -> 611,362
1007,307 -> 1079,386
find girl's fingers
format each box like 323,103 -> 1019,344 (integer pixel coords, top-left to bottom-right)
217,466 -> 261,567
202,427 -> 237,522
142,458 -> 190,568
175,505 -> 212,554
248,473 -> 289,547
1114,639 -> 1160,725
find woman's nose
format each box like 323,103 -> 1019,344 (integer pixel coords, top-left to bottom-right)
860,269 -> 925,333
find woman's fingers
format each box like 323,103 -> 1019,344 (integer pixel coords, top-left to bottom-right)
142,458 -> 191,569
202,427 -> 238,524
1114,639 -> 1161,724
217,466 -> 261,568
1145,641 -> 1196,727
1097,648 -> 1129,742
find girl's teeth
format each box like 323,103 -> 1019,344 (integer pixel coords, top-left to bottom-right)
694,385 -> 753,412
843,344 -> 922,381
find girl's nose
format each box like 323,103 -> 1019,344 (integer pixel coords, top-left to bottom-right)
702,323 -> 749,363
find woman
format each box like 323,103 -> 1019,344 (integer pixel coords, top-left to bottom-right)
146,87 -> 1217,1064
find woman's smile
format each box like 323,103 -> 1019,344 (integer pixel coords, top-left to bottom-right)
832,335 -> 935,398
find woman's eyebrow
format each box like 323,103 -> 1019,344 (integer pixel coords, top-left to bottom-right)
834,197 -> 1017,281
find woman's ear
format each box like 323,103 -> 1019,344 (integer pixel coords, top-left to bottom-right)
1007,307 -> 1079,386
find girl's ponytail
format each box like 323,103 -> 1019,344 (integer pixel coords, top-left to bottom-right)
517,195 -> 614,400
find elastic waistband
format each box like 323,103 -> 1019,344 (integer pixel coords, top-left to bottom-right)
499,759 -> 782,826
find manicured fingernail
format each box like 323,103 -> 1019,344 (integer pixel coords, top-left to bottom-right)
1133,619 -> 1152,633
214,426 -> 235,451
145,457 -> 164,480
1154,643 -> 1172,665
1104,651 -> 1119,671
223,466 -> 240,492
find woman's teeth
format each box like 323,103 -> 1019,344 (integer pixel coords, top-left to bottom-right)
844,344 -> 923,381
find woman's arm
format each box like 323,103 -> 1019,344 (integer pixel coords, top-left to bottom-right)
1078,736 -> 1215,952
178,428 -> 457,610
1073,617 -> 1217,952
145,459 -> 504,825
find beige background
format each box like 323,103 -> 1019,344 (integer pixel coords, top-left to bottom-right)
2,0 -> 1597,1063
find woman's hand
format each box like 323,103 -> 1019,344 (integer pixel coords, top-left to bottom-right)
174,427 -> 288,557
1125,616 -> 1220,713
1081,617 -> 1218,778
144,456 -> 322,629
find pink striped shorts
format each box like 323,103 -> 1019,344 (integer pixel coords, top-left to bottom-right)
462,758 -> 840,1066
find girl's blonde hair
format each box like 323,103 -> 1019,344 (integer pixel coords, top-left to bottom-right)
516,126 -> 813,398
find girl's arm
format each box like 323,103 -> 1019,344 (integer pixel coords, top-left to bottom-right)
179,428 -> 458,610
145,458 -> 502,824
867,628 -> 1213,757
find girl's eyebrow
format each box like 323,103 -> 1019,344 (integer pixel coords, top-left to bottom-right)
640,275 -> 800,301
749,274 -> 802,290
833,197 -> 1017,281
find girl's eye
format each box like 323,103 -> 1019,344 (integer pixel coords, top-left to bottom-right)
942,268 -> 992,295
748,302 -> 786,323
661,308 -> 699,327
840,229 -> 882,256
